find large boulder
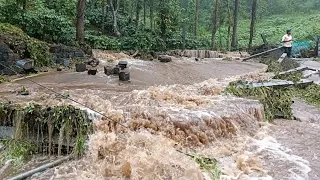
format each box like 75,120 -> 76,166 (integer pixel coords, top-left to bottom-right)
158,55 -> 172,63
0,34 -> 27,59
50,44 -> 85,65
0,43 -> 18,75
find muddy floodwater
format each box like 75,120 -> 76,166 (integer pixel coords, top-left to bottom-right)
14,58 -> 265,88
1,55 -> 320,180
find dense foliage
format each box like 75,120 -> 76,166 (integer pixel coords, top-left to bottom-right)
0,0 -> 319,52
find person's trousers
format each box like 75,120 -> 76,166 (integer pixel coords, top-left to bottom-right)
283,46 -> 292,58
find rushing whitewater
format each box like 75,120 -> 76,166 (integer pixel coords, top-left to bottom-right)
0,55 -> 315,179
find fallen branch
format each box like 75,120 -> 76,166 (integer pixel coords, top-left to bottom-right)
7,155 -> 72,180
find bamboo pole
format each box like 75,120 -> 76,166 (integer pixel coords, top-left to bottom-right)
242,47 -> 282,61
7,156 -> 72,180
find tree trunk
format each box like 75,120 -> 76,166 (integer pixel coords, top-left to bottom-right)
181,0 -> 188,50
143,0 -> 146,27
109,0 -> 121,36
227,0 -> 232,50
101,0 -> 107,32
231,0 -> 239,50
129,0 -> 135,23
22,0 -> 27,10
211,0 -> 220,50
248,0 -> 257,49
194,0 -> 199,39
135,0 -> 141,33
76,0 -> 86,43
149,0 -> 154,30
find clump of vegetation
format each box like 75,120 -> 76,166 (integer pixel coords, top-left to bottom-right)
274,71 -> 303,83
264,58 -> 303,82
280,59 -> 300,71
26,38 -> 52,67
0,103 -> 93,168
225,82 -> 293,121
0,75 -> 9,83
264,58 -> 300,73
294,84 -> 320,108
0,23 -> 24,36
194,156 -> 221,179
0,139 -> 36,167
70,57 -> 86,65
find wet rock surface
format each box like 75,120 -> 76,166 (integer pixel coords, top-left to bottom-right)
0,43 -> 17,75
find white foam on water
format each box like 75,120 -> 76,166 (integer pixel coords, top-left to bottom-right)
252,136 -> 311,180
81,107 -> 102,121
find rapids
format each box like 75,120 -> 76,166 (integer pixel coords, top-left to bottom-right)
1,51 -> 319,179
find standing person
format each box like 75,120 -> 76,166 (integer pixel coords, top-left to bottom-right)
282,29 -> 293,57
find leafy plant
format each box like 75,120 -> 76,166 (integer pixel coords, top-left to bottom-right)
26,38 -> 52,67
225,82 -> 294,121
294,84 -> 320,108
22,7 -> 75,44
0,75 -> 9,84
0,139 -> 36,167
194,156 -> 221,180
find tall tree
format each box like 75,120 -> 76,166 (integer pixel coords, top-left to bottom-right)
159,0 -> 170,39
101,0 -> 107,32
109,0 -> 121,36
143,0 -> 146,27
149,0 -> 154,30
248,0 -> 257,49
181,0 -> 188,50
135,0 -> 142,33
227,0 -> 232,50
231,0 -> 239,50
129,0 -> 135,23
194,0 -> 200,39
76,0 -> 85,43
211,0 -> 220,50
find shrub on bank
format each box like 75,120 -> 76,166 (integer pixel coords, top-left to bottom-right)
0,23 -> 51,68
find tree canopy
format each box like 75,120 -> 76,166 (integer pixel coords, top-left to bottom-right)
0,0 -> 319,52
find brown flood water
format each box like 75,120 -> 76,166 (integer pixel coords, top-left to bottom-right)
1,57 -> 320,180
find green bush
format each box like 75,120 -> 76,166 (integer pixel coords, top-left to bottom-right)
0,1 -> 23,25
22,8 -> 75,44
46,0 -> 76,19
26,38 -> 51,67
85,34 -> 120,50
